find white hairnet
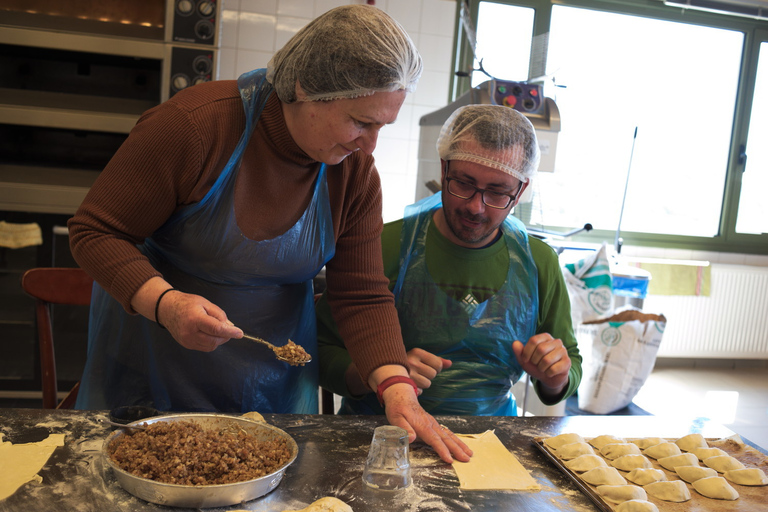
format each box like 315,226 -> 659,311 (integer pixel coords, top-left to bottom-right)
266,5 -> 423,103
436,105 -> 541,183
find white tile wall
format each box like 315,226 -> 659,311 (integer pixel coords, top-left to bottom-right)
216,0 -> 765,267
218,0 -> 458,222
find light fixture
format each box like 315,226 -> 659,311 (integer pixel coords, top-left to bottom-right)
662,0 -> 768,20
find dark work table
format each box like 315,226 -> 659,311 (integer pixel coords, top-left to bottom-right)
0,408 -> 761,512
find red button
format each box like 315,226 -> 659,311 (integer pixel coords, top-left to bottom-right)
530,89 -> 538,96
503,95 -> 517,107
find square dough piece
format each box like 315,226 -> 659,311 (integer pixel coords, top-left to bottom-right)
453,431 -> 541,491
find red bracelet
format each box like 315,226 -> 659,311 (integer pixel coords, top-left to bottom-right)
376,375 -> 418,406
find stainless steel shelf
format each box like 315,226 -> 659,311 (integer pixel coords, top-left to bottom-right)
0,165 -> 98,214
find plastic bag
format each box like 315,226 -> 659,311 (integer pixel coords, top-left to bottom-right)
562,243 -> 613,328
576,307 -> 666,414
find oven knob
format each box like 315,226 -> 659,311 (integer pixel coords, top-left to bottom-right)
195,19 -> 215,40
172,73 -> 191,91
197,0 -> 215,17
193,76 -> 209,86
176,0 -> 194,15
193,55 -> 212,75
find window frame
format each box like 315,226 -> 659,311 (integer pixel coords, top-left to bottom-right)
451,0 -> 768,254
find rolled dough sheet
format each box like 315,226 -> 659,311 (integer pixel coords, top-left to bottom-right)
0,433 -> 66,500
452,430 -> 541,491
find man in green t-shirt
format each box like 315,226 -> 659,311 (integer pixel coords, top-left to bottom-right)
316,104 -> 581,416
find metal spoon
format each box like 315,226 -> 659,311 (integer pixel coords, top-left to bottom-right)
240,333 -> 312,365
104,419 -> 148,432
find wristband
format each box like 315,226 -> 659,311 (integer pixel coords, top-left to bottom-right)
376,375 -> 418,406
154,288 -> 177,329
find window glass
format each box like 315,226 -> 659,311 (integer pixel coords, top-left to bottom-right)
736,41 -> 768,235
524,6 -> 743,237
472,2 -> 534,87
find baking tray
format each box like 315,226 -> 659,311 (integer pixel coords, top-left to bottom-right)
102,413 -> 298,508
533,437 -> 613,512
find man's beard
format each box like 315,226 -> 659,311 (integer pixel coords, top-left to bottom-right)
443,207 -> 496,245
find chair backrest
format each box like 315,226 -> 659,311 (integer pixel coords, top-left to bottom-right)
21,267 -> 93,409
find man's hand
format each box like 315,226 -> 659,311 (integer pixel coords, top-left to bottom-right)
512,333 -> 571,399
406,348 -> 452,393
157,290 -> 243,352
382,382 -> 472,464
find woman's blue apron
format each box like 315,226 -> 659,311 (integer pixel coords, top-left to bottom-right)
76,69 -> 335,413
342,193 -> 538,416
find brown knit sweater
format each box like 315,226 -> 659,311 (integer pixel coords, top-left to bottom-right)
68,79 -> 408,384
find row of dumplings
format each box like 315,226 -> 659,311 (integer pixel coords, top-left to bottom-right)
543,432 -> 767,511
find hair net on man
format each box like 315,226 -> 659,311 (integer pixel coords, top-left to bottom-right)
266,4 -> 423,103
436,105 -> 541,183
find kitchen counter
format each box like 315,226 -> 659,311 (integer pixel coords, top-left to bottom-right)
0,408 -> 762,512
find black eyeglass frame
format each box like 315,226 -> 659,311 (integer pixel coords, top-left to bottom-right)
445,176 -> 524,210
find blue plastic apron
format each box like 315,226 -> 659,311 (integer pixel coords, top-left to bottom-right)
342,193 -> 538,416
76,69 -> 335,413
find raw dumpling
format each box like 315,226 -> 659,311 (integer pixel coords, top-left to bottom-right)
626,468 -> 667,485
589,435 -> 626,450
675,433 -> 708,452
658,452 -> 699,471
629,437 -> 668,450
615,500 -> 659,512
645,480 -> 692,502
690,447 -> 727,461
581,466 -> 627,486
642,442 -> 682,460
565,454 -> 608,472
595,484 -> 647,504
544,433 -> 585,449
703,455 -> 745,473
600,443 -> 642,460
556,442 -> 595,460
612,454 -> 653,471
692,476 -> 739,500
723,467 -> 768,486
675,465 -> 717,483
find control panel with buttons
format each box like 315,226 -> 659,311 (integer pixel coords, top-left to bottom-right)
491,80 -> 543,114
171,0 -> 219,46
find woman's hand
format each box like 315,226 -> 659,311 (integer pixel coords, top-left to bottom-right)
406,348 -> 452,393
157,290 -> 243,351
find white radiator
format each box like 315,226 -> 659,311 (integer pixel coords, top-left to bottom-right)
642,264 -> 768,359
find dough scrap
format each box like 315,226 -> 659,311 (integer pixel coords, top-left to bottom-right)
595,484 -> 647,504
644,480 -> 692,502
690,447 -> 726,461
675,465 -> 717,483
0,433 -> 66,500
581,466 -> 627,486
588,435 -> 626,450
628,438 -> 668,450
601,443 -> 641,460
544,433 -> 585,449
657,452 -> 699,471
615,499 -> 659,512
642,442 -> 681,460
692,476 -> 739,500
703,455 -> 745,473
241,411 -> 266,423
625,468 -> 667,486
280,497 -> 354,512
675,433 -> 708,452
564,454 -> 608,473
723,467 -> 768,486
611,454 -> 653,471
556,442 -> 595,460
453,431 -> 540,490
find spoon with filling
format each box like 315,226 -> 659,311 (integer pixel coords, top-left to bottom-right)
240,333 -> 312,366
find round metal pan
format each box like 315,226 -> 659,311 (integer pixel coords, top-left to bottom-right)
102,413 -> 298,508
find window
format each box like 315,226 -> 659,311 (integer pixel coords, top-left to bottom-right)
456,0 -> 768,253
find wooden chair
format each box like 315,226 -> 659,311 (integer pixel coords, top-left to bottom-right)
21,267 -> 93,409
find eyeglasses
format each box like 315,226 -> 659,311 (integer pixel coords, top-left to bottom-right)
445,177 -> 523,209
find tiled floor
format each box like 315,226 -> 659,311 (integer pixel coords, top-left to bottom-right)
632,360 -> 768,450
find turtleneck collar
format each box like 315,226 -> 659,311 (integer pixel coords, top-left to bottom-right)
257,92 -> 316,168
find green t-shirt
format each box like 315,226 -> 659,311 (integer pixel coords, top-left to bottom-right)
317,216 -> 582,409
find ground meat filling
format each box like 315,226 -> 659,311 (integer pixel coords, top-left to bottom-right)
108,420 -> 292,485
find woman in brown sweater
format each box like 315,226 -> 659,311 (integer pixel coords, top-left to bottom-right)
68,4 -> 470,463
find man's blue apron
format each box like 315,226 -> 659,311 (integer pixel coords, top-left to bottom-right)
76,69 -> 335,413
342,193 -> 537,416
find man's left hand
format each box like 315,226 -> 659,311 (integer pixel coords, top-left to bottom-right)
512,333 -> 571,398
